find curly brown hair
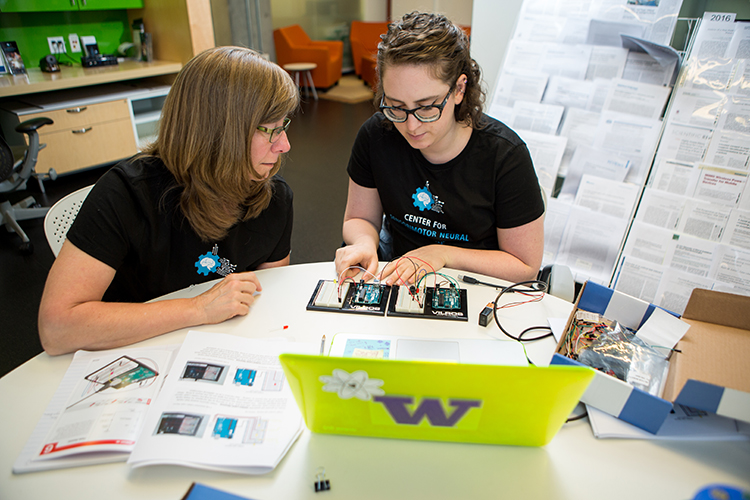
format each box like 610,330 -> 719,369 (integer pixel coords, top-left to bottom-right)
376,11 -> 486,129
144,46 -> 299,242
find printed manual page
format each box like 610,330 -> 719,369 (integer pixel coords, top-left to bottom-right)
13,345 -> 178,474
128,331 -> 316,474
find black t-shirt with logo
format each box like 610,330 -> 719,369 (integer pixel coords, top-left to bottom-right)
347,113 -> 544,258
66,156 -> 293,303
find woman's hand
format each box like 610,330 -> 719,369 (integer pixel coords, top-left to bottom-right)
194,272 -> 263,324
334,242 -> 380,281
379,245 -> 449,285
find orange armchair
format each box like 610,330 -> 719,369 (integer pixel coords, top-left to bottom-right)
349,21 -> 389,77
273,25 -> 343,89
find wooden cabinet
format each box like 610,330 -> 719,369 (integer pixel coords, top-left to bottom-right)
18,100 -> 137,175
0,83 -> 168,176
0,0 -> 142,12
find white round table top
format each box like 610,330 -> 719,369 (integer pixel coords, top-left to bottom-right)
283,62 -> 317,71
2,263 -> 748,500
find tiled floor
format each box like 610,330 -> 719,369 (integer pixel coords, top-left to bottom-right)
0,95 -> 376,377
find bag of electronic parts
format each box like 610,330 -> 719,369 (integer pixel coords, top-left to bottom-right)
550,281 -> 750,434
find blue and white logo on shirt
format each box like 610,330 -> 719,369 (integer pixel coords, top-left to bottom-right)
195,244 -> 237,277
411,181 -> 444,213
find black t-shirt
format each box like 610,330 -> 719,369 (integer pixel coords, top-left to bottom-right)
347,113 -> 544,258
66,156 -> 293,303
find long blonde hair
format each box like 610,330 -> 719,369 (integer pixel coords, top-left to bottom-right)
145,46 -> 299,242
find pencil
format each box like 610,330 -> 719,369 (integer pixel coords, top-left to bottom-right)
320,335 -> 326,355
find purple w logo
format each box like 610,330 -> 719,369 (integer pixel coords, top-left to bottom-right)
373,396 -> 481,427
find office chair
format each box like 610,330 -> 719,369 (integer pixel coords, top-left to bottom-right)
0,117 -> 54,254
44,184 -> 93,257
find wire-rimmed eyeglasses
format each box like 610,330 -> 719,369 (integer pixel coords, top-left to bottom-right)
256,117 -> 291,143
379,89 -> 453,123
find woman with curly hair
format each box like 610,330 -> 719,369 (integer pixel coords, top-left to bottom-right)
39,47 -> 299,355
335,12 -> 544,285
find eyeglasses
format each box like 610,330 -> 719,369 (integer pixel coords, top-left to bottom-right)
379,89 -> 453,123
257,117 -> 291,143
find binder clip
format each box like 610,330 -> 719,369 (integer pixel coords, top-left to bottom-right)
314,467 -> 330,492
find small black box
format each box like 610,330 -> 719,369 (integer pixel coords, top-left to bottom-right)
81,54 -> 118,67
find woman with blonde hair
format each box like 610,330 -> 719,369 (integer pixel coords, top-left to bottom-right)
39,46 -> 299,355
335,12 -> 544,285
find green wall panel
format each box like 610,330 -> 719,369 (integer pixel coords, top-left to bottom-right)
0,10 -> 131,67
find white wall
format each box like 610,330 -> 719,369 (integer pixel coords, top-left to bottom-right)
470,0 -> 522,105
361,0 -> 388,21
391,0 -> 473,25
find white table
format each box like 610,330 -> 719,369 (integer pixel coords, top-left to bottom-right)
1,262 -> 748,499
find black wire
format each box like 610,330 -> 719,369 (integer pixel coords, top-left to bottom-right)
458,274 -> 508,290
565,406 -> 588,423
492,280 -> 554,342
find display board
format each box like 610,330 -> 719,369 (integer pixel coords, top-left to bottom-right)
490,0 -> 684,286
612,13 -> 750,315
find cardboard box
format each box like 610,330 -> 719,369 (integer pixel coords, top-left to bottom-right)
550,282 -> 750,433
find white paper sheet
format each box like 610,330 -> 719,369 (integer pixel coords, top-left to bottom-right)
587,404 -> 750,440
668,87 -> 725,128
666,233 -> 718,278
622,52 -> 676,86
556,205 -> 629,284
634,188 -> 685,230
692,164 -> 747,207
676,198 -> 731,241
586,19 -> 645,47
653,267 -> 714,315
573,175 -> 640,220
491,70 -> 548,108
722,209 -> 750,250
601,79 -> 672,120
543,75 -> 595,110
637,307 -> 690,350
711,244 -> 750,293
128,332 -> 317,474
654,122 -> 712,165
13,345 -> 179,474
560,145 -> 632,198
558,108 -> 601,176
621,220 -> 675,265
516,129 -> 568,195
539,44 -> 592,79
594,111 -> 662,157
585,45 -> 628,81
543,197 -> 572,267
510,101 -> 565,135
690,12 -> 737,59
613,255 -> 664,303
650,159 -> 699,196
724,20 -> 750,61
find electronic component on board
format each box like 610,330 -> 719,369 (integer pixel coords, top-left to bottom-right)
351,282 -> 384,305
431,284 -> 461,311
387,285 -> 468,321
395,285 -> 425,314
307,280 -> 390,316
313,280 -> 350,309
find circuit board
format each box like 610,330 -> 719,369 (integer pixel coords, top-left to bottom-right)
306,280 -> 391,316
387,285 -> 468,321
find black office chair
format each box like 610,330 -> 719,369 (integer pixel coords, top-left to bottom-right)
0,117 -> 54,255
